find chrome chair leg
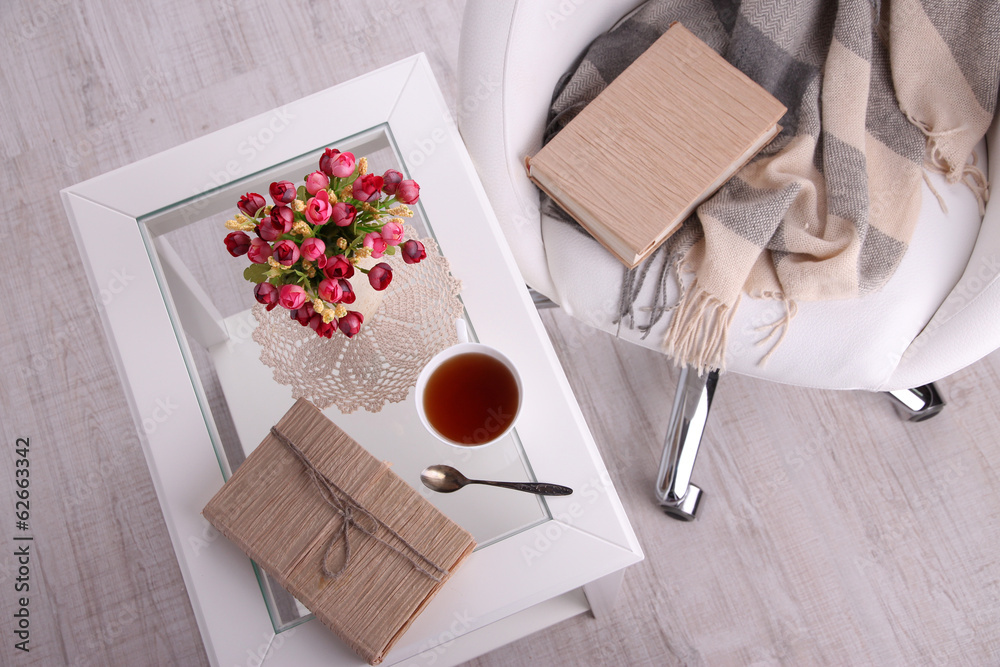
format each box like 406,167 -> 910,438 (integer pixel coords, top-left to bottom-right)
656,366 -> 719,521
886,383 -> 945,422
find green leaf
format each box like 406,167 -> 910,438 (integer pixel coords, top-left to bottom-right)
243,263 -> 270,284
297,185 -> 308,201
384,245 -> 396,255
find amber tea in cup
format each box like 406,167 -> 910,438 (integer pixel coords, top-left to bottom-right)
415,321 -> 523,448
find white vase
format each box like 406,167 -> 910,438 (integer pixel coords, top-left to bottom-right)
350,256 -> 386,323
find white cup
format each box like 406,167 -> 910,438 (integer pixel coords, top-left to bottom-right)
415,320 -> 523,448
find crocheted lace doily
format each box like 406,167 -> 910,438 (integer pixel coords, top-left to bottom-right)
252,234 -> 463,413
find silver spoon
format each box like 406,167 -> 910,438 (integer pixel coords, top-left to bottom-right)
420,465 -> 573,496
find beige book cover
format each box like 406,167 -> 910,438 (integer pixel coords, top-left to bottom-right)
203,398 -> 476,665
527,22 -> 786,268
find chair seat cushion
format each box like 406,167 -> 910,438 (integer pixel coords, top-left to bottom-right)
458,0 -> 986,391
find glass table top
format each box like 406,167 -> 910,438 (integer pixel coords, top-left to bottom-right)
137,126 -> 551,632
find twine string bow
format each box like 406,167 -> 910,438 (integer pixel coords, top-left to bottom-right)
270,426 -> 448,582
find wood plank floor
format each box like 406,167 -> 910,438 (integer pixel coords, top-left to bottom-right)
1,1 -> 999,665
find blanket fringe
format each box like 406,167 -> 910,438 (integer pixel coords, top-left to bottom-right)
905,112 -> 989,215
662,279 -> 737,374
753,295 -> 798,367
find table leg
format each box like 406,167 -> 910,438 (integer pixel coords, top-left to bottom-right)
583,569 -> 625,618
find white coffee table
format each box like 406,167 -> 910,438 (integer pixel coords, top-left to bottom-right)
62,55 -> 642,666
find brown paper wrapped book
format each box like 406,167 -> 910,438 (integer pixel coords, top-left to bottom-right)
526,22 -> 786,268
203,398 -> 477,665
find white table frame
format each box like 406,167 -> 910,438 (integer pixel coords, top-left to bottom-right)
62,54 -> 642,666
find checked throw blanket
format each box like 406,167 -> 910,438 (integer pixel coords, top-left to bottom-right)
544,0 -> 1000,372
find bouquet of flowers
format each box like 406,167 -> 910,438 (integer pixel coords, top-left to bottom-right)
223,148 -> 427,339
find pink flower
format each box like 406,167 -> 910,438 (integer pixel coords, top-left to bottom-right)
279,284 -> 307,310
254,282 -> 279,311
352,174 -> 384,203
367,262 -> 393,291
305,190 -> 332,225
396,179 -> 420,204
224,231 -> 251,256
331,202 -> 357,227
317,278 -> 343,303
238,193 -> 266,217
270,205 -> 294,234
324,255 -> 354,279
300,237 -> 326,262
338,278 -> 356,304
319,149 -> 356,178
269,181 -> 296,204
382,169 -> 403,195
401,239 -> 426,264
363,232 -> 387,258
380,221 -> 404,245
247,238 -> 272,264
305,170 -> 329,195
272,239 -> 300,266
338,311 -> 364,338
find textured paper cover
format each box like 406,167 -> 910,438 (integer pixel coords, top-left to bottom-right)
203,398 -> 476,664
528,22 -> 786,267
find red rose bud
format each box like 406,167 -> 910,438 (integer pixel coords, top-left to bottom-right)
368,262 -> 393,291
272,239 -> 300,266
338,278 -> 356,304
315,320 -> 336,338
238,192 -> 266,218
352,173 -> 384,203
291,303 -> 313,326
396,179 -> 420,204
324,255 -> 354,279
279,284 -> 307,311
254,282 -> 279,311
338,311 -> 364,338
224,231 -> 251,256
382,169 -> 403,195
331,202 -> 356,227
300,237 -> 326,262
247,238 -> 273,264
401,239 -> 426,264
257,218 -> 281,242
269,181 -> 296,204
319,149 -> 356,178
270,205 -> 294,233
317,278 -> 343,303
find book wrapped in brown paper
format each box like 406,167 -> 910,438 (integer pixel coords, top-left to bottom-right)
527,22 -> 786,268
203,398 -> 476,665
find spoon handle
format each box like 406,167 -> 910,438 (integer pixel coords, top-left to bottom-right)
471,480 -> 573,496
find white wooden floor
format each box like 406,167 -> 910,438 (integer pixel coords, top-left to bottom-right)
2,1 -> 999,665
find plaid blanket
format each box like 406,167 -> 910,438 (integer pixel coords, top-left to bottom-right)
544,0 -> 1000,372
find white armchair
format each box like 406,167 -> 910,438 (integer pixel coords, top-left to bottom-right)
457,0 -> 998,518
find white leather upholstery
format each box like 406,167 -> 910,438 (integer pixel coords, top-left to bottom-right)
458,0 -> 995,391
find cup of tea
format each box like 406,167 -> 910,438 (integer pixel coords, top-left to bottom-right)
415,320 -> 522,448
